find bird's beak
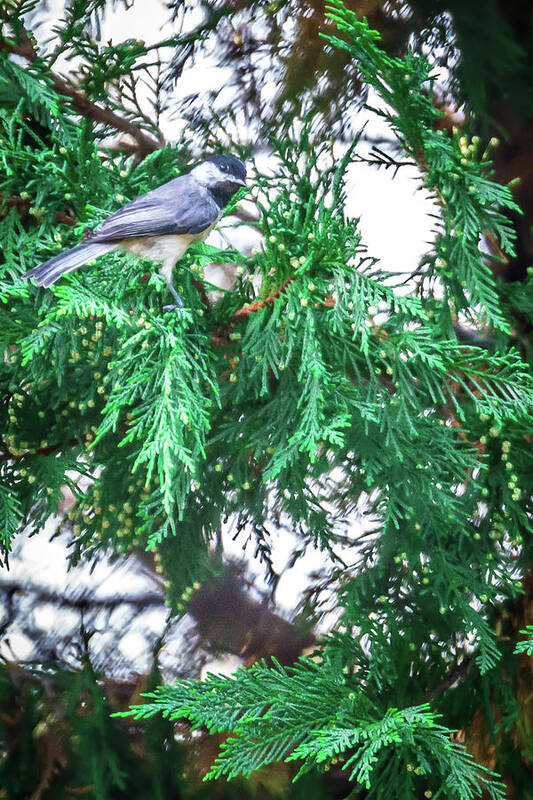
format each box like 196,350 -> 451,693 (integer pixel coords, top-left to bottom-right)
212,175 -> 246,197
213,177 -> 246,194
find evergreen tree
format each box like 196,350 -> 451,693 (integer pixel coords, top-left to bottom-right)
1,0 -> 533,797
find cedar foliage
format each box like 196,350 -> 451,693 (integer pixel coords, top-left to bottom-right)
1,0 -> 533,797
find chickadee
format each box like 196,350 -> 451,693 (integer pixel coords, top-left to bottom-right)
24,155 -> 247,310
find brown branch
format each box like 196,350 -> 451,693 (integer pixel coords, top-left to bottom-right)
191,276 -> 211,309
55,210 -> 76,226
0,439 -> 78,462
229,206 -> 263,234
209,282 -> 335,346
230,207 -> 261,224
1,28 -> 161,159
231,276 -> 295,320
52,73 -> 162,158
1,190 -> 77,226
3,194 -> 31,213
427,656 -> 474,700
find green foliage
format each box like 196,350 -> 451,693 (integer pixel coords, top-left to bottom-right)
0,656 -> 188,799
120,5 -> 532,795
2,0 -> 533,797
514,626 -> 533,657
0,479 -> 23,557
124,658 -> 505,799
322,2 -> 521,333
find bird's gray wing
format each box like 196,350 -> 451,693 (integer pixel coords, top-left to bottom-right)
89,174 -> 220,242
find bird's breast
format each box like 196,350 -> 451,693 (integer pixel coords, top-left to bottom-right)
120,233 -> 202,283
119,222 -> 218,283
120,234 -> 195,263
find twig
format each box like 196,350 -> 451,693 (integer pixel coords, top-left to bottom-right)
231,276 -> 294,320
2,194 -> 30,212
427,656 -> 474,700
209,280 -> 334,346
0,579 -> 163,610
191,276 -> 211,309
210,326 -> 233,348
55,211 -> 76,226
0,440 -> 77,462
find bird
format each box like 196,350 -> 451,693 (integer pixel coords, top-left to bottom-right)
24,154 -> 247,310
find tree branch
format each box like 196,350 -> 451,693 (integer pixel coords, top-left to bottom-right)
0,578 -> 163,610
0,440 -> 77,462
1,27 -> 162,159
427,656 -> 474,700
231,276 -> 295,320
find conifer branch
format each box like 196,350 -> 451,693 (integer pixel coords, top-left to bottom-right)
2,4 -> 532,793
1,27 -> 162,158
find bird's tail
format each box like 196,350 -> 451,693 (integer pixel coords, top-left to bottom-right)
24,241 -> 115,287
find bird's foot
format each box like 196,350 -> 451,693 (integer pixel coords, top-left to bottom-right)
166,282 -> 184,309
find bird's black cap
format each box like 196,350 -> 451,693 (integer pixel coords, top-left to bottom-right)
207,154 -> 246,183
